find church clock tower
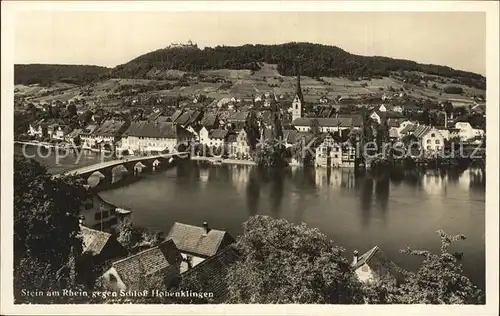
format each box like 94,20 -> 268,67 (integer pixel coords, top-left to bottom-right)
292,64 -> 304,121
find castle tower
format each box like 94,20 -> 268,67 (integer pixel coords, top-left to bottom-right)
292,63 -> 304,121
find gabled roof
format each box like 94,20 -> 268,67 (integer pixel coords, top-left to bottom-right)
353,246 -> 403,282
112,239 -> 180,287
81,124 -> 98,135
167,222 -> 235,258
209,129 -> 228,140
389,127 -> 400,139
413,125 -> 433,138
181,246 -> 240,303
291,117 -> 362,128
387,118 -> 403,128
66,128 -> 82,139
156,116 -> 171,123
226,134 -> 237,143
400,124 -> 417,135
123,121 -> 179,139
171,109 -> 184,122
80,226 -> 112,255
227,111 -> 249,122
92,120 -> 129,137
201,113 -> 218,127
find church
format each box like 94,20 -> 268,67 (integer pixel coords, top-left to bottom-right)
291,66 -> 305,121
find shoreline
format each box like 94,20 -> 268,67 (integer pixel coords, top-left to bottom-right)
190,156 -> 256,166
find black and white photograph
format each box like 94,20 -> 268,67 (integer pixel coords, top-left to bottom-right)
1,1 -> 498,315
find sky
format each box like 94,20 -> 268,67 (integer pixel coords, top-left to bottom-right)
14,11 -> 486,75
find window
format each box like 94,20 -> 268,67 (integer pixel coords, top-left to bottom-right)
109,274 -> 117,282
427,139 -> 431,144
427,146 -> 431,150
108,217 -> 118,227
435,140 -> 440,144
334,154 -> 338,158
431,133 -> 435,137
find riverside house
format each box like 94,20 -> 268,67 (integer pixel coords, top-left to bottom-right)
118,121 -> 191,155
315,132 -> 356,168
227,128 -> 251,158
80,124 -> 99,149
199,127 -> 228,150
413,126 -> 446,153
454,121 -> 485,141
90,120 -> 130,150
79,192 -> 132,233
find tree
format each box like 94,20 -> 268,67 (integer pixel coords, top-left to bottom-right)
116,217 -> 136,252
310,118 -> 322,136
67,103 -> 77,117
376,118 -> 390,150
365,230 -> 484,304
254,141 -> 288,168
14,156 -> 88,303
226,215 -> 364,304
245,111 -> 260,151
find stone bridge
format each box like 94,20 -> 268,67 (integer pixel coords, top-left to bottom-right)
60,152 -> 190,190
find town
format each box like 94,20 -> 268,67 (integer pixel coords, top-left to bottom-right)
17,66 -> 486,170
13,62 -> 487,304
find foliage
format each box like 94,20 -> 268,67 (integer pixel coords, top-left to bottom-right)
443,85 -> 464,94
245,111 -> 261,151
254,141 -> 289,168
310,118 -> 322,136
365,230 -> 485,304
109,42 -> 485,89
13,156 -> 89,303
226,215 -> 364,304
14,64 -> 110,86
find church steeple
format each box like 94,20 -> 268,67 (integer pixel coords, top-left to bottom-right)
292,62 -> 304,121
295,63 -> 304,103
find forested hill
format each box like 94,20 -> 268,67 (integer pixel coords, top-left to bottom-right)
14,64 -> 111,86
110,42 -> 486,89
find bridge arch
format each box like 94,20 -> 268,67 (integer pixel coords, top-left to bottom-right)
111,165 -> 128,184
87,171 -> 105,188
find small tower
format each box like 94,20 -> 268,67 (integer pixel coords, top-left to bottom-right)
292,63 -> 304,121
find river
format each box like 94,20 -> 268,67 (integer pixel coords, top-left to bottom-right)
15,144 -> 486,290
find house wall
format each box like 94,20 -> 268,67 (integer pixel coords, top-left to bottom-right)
230,130 -> 250,156
180,253 -> 205,269
102,267 -> 127,291
455,122 -> 474,141
370,112 -> 381,124
120,136 -> 177,153
315,137 -> 353,168
80,195 -> 119,233
291,96 -> 302,121
294,125 -> 352,133
199,128 -> 210,145
422,129 -> 445,152
355,263 -> 375,283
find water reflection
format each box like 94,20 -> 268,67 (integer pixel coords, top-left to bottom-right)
375,175 -> 390,217
246,168 -> 260,216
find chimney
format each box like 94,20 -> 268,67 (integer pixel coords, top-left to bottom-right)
353,250 -> 359,265
202,222 -> 210,235
186,255 -> 193,270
